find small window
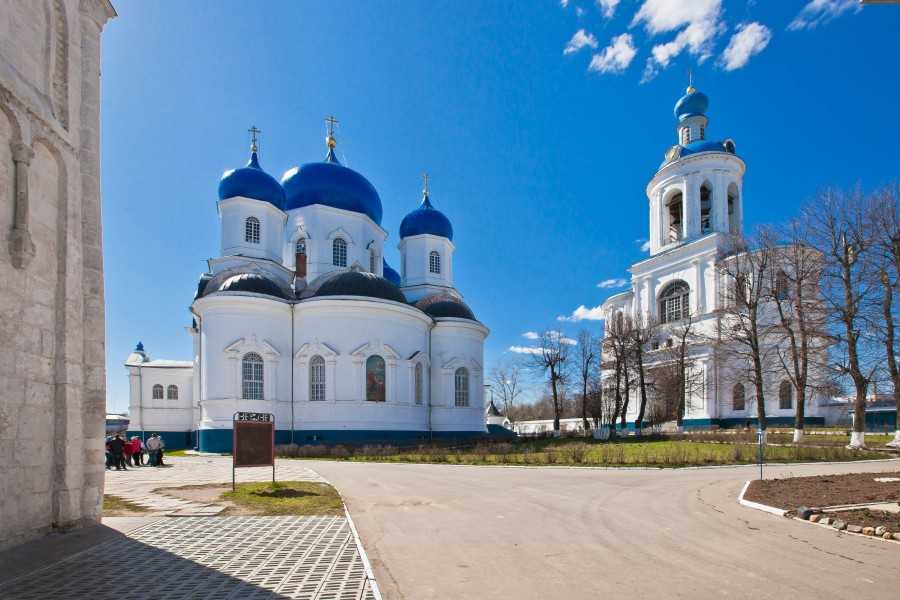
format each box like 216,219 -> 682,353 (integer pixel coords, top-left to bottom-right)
666,338 -> 673,348
732,383 -> 745,411
310,355 -> 326,401
366,355 -> 386,402
681,127 -> 690,145
295,238 -> 306,255
152,384 -> 164,400
369,249 -> 377,273
332,238 -> 347,267
166,385 -> 178,400
295,238 -> 307,278
245,217 -> 260,244
415,362 -> 423,405
454,367 -> 470,407
734,274 -> 748,307
667,193 -> 683,242
429,251 -> 441,274
699,126 -> 705,140
775,270 -> 789,301
242,352 -> 264,400
779,380 -> 793,410
651,340 -> 660,351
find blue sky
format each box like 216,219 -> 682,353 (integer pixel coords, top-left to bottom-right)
101,0 -> 900,411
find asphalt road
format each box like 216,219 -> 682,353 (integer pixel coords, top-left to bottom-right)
307,458 -> 900,600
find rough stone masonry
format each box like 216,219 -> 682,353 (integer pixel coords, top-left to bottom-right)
0,0 -> 115,550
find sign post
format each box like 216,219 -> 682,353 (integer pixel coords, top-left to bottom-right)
232,412 -> 275,491
756,427 -> 765,480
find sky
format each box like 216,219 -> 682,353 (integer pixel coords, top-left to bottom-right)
101,0 -> 900,412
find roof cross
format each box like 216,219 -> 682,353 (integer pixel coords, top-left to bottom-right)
325,115 -> 339,149
248,125 -> 261,153
422,172 -> 430,196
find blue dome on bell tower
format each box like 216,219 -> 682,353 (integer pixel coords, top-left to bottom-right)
674,86 -> 709,121
399,180 -> 453,241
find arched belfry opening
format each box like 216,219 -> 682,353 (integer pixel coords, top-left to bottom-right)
700,182 -> 712,234
727,183 -> 739,234
667,191 -> 683,243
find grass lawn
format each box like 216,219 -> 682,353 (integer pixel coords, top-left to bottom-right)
221,481 -> 344,516
279,437 -> 889,468
103,495 -> 149,516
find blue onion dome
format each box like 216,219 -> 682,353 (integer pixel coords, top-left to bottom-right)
216,273 -> 289,299
218,151 -> 286,209
382,259 -> 401,287
281,142 -> 383,224
681,139 -> 736,157
674,86 -> 709,121
313,270 -> 406,303
414,294 -> 476,321
399,191 -> 453,240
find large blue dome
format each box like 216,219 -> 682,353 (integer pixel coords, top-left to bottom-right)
399,194 -> 453,240
218,152 -> 286,209
674,88 -> 709,121
382,259 -> 401,287
281,150 -> 383,224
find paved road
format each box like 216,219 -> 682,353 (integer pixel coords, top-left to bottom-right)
308,459 -> 900,600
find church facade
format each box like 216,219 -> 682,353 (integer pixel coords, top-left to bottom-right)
127,128 -> 489,452
600,85 -> 825,429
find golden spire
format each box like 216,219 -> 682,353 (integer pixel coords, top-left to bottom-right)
686,68 -> 696,94
325,115 -> 338,149
248,125 -> 261,153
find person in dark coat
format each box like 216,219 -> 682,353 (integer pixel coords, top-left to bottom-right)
108,433 -> 128,470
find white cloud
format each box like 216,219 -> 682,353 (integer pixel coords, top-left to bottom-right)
632,0 -> 724,82
564,29 -> 599,56
597,0 -> 620,19
588,33 -> 637,74
576,6 -> 585,17
522,331 -> 540,340
520,330 -> 577,345
637,239 -> 651,252
788,0 -> 860,31
509,345 -> 543,355
560,0 -> 569,7
598,278 -> 628,289
720,22 -> 772,71
557,304 -> 605,322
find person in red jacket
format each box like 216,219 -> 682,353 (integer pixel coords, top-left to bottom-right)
129,437 -> 144,466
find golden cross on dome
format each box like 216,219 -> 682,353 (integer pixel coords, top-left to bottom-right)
686,68 -> 695,94
422,172 -> 430,196
248,125 -> 261,153
325,115 -> 339,149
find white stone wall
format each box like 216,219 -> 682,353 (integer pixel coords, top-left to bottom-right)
398,233 -> 455,302
218,196 -> 287,262
0,0 -> 115,551
126,363 -> 194,433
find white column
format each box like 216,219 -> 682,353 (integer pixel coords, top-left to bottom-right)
693,258 -> 706,315
682,176 -> 698,239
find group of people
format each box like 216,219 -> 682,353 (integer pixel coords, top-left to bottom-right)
105,433 -> 165,470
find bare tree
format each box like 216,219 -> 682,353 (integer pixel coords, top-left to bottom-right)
601,312 -> 631,436
490,361 -> 525,419
527,330 -> 571,434
628,312 -> 659,431
714,232 -> 778,433
804,189 -> 877,448
868,186 -> 900,447
667,317 -> 705,427
766,225 -> 830,443
575,329 -> 597,433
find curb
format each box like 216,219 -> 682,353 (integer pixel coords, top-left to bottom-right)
737,481 -> 787,516
343,504 -> 382,600
738,480 -> 900,546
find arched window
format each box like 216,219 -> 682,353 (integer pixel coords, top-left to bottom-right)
699,126 -> 705,140
779,380 -> 793,410
700,183 -> 712,234
429,251 -> 441,274
166,385 -> 178,400
734,273 -> 748,307
332,238 -> 347,267
245,217 -> 260,244
152,384 -> 164,400
667,193 -> 683,242
727,184 -> 739,234
242,352 -> 264,400
732,383 -> 745,411
366,355 -> 386,402
414,362 -> 423,405
775,270 -> 789,301
454,367 -> 470,407
309,355 -> 326,401
295,238 -> 307,278
659,281 -> 690,323
680,127 -> 690,145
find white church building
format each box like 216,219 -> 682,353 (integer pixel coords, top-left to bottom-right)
126,125 -> 495,451
600,85 -> 825,429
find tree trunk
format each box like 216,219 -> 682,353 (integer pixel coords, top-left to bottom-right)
880,270 -> 900,448
620,364 -> 631,430
581,380 -> 590,435
550,372 -> 561,434
635,349 -> 648,434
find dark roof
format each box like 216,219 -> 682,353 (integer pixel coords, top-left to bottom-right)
487,400 -> 504,417
195,273 -> 214,299
414,295 -> 477,321
313,271 -> 406,303
217,273 -> 289,299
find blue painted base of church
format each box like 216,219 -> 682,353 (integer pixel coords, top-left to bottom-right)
618,416 -> 826,431
125,430 -> 194,451
197,427 -> 516,453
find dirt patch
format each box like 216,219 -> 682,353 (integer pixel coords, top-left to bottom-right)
157,481 -> 344,516
103,495 -> 150,517
830,509 -> 900,532
744,470 -> 900,510
156,484 -> 257,515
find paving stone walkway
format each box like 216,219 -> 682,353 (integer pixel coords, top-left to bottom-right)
104,455 -> 326,515
1,456 -> 378,600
